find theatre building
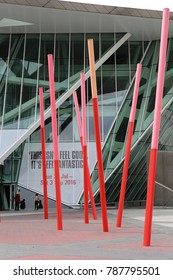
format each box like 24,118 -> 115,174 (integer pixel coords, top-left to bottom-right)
0,1 -> 173,210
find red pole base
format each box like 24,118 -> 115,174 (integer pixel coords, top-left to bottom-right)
92,98 -> 109,232
86,164 -> 97,220
143,148 -> 158,246
54,159 -> 63,230
80,137 -> 97,220
116,122 -> 134,228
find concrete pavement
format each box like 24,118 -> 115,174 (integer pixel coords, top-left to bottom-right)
0,207 -> 173,260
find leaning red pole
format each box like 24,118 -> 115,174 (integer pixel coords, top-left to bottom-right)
116,63 -> 142,228
47,54 -> 63,230
81,72 -> 89,224
73,91 -> 97,220
39,87 -> 49,219
143,8 -> 170,246
88,38 -> 108,232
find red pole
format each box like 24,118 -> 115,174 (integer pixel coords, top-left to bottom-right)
39,87 -> 49,219
73,91 -> 97,220
81,72 -> 89,224
88,38 -> 109,232
85,153 -> 97,220
47,54 -> 63,230
82,144 -> 89,223
143,8 -> 170,246
116,63 -> 142,228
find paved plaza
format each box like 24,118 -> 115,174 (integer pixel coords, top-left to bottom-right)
0,207 -> 173,260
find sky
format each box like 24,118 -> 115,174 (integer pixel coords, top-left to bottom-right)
61,0 -> 173,11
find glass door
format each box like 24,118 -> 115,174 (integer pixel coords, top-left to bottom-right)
10,184 -> 16,210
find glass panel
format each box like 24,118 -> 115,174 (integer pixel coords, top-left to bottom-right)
3,159 -> 12,182
116,41 -> 129,91
101,33 -> 114,57
59,96 -> 73,142
3,35 -> 24,128
54,34 -> 69,99
39,34 -> 54,110
167,38 -> 173,70
0,34 -> 10,127
12,159 -> 20,181
70,34 -> 84,86
129,41 -> 143,78
20,34 -> 40,128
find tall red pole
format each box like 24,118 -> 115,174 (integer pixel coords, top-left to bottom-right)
39,87 -> 49,219
73,91 -> 97,220
116,63 -> 142,228
143,8 -> 170,246
47,54 -> 63,230
88,38 -> 109,232
81,72 -> 89,224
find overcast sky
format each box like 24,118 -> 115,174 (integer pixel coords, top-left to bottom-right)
61,0 -> 173,11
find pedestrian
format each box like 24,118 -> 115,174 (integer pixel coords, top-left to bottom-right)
38,199 -> 43,209
34,193 -> 39,210
20,199 -> 26,210
15,191 -> 20,211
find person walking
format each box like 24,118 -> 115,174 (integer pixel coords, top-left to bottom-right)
15,191 -> 20,211
34,193 -> 39,210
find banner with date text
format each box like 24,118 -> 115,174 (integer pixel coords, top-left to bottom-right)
18,142 -> 97,206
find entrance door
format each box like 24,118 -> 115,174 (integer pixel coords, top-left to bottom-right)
0,184 -> 16,210
10,184 -> 15,210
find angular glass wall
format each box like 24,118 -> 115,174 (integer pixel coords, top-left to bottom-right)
91,38 -> 173,205
0,33 -> 145,134
29,33 -> 145,145
0,32 -> 145,188
0,143 -> 24,184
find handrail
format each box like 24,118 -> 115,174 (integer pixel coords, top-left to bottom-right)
155,181 -> 173,193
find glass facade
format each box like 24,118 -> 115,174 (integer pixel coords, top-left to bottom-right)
2,30 -> 168,209
0,32 -> 145,132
